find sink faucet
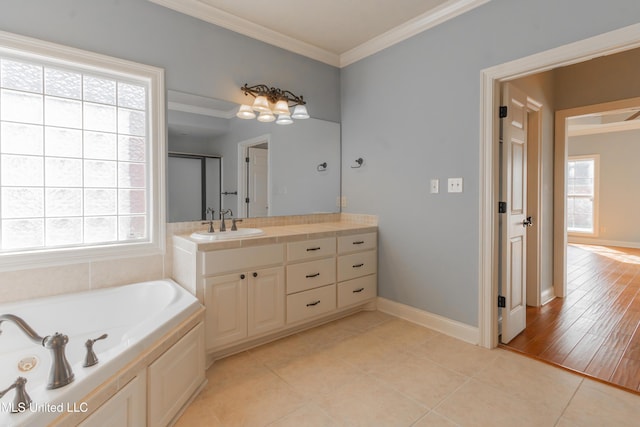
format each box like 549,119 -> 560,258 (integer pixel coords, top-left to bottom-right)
0,314 -> 75,389
202,207 -> 215,233
220,209 -> 233,232
0,377 -> 32,413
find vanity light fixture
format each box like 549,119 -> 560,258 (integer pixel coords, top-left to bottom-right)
237,83 -> 309,125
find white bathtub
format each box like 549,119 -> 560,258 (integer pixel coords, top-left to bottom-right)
0,279 -> 201,426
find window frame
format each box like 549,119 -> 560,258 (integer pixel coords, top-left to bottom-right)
0,30 -> 166,271
567,154 -> 599,237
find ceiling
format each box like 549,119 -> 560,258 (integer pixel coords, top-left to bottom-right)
568,107 -> 640,137
148,0 -> 489,67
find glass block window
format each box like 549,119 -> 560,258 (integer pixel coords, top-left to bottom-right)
0,55 -> 152,253
567,156 -> 599,235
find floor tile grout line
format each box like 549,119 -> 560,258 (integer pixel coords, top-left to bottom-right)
553,377 -> 584,427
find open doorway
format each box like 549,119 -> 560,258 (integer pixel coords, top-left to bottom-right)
481,24 -> 640,392
481,24 -> 640,348
237,135 -> 270,218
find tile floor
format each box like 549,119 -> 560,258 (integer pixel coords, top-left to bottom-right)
176,310 -> 640,426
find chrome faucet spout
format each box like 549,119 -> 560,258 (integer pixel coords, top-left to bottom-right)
0,314 -> 74,389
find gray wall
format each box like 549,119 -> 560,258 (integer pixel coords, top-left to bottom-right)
341,0 -> 640,326
568,129 -> 640,245
0,0 -> 341,122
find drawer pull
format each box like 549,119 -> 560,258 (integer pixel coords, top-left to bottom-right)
306,247 -> 321,252
353,287 -> 365,293
353,241 -> 365,245
306,300 -> 321,307
352,263 -> 364,268
305,273 -> 320,278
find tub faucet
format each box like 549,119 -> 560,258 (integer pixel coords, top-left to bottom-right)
0,377 -> 32,413
0,314 -> 75,390
220,209 -> 233,232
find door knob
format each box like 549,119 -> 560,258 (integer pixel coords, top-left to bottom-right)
522,216 -> 533,227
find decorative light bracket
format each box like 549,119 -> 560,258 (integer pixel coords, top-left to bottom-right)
241,83 -> 306,107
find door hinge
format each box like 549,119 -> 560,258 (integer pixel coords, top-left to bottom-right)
499,106 -> 508,118
498,295 -> 506,308
245,157 -> 250,163
498,201 -> 507,213
245,197 -> 250,203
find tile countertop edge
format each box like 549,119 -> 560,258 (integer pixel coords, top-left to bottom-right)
171,222 -> 378,252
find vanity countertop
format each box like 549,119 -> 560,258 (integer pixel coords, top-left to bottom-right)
173,221 -> 377,252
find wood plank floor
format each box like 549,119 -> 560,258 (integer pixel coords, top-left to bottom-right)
502,243 -> 640,393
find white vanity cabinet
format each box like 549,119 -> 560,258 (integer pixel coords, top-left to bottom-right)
172,225 -> 378,357
337,233 -> 377,308
202,244 -> 285,351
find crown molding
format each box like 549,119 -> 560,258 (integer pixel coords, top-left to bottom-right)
148,0 -> 340,66
148,0 -> 490,68
340,0 -> 490,67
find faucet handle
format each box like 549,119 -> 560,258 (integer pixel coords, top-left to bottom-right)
231,218 -> 243,231
0,377 -> 32,413
83,333 -> 108,368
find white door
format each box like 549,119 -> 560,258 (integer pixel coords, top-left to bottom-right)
500,83 -> 529,343
248,147 -> 269,217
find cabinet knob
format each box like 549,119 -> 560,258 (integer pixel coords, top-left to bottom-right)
240,274 -> 245,279
253,272 -> 258,278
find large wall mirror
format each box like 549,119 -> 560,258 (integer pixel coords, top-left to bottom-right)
167,91 -> 341,222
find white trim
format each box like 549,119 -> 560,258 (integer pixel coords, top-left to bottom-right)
376,297 -> 479,345
0,30 -> 166,272
167,101 -> 236,119
541,287 -> 556,306
148,0 -> 489,68
479,23 -> 640,349
148,0 -> 339,66
568,237 -> 640,249
568,119 -> 640,136
340,0 -> 490,67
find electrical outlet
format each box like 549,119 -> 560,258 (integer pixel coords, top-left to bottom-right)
430,179 -> 439,194
340,196 -> 347,208
448,178 -> 463,193
336,196 -> 341,207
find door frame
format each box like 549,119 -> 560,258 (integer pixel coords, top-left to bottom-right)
236,134 -> 271,217
479,23 -> 640,348
554,96 -> 640,298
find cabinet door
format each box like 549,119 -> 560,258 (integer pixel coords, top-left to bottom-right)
148,323 -> 205,427
205,273 -> 248,349
248,266 -> 285,337
79,372 -> 146,427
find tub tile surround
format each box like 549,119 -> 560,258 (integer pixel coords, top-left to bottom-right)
0,213 -> 376,305
176,311 -> 640,427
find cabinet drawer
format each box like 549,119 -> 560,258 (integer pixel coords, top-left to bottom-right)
338,250 -> 377,282
202,244 -> 283,276
338,232 -> 377,254
338,275 -> 377,308
287,284 -> 336,324
286,257 -> 336,294
287,237 -> 335,262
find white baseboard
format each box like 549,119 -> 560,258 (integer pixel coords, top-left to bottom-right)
541,287 -> 555,305
568,237 -> 640,249
376,297 -> 479,345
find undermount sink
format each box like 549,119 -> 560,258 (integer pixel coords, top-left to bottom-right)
190,228 -> 265,241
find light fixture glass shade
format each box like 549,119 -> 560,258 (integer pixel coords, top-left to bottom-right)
257,111 -> 275,122
276,114 -> 293,125
273,99 -> 290,115
236,104 -> 256,119
291,104 -> 309,119
252,95 -> 271,112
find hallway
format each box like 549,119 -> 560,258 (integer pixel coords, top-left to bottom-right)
503,244 -> 640,392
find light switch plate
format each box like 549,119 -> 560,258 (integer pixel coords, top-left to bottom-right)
430,179 -> 439,194
448,178 -> 463,193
